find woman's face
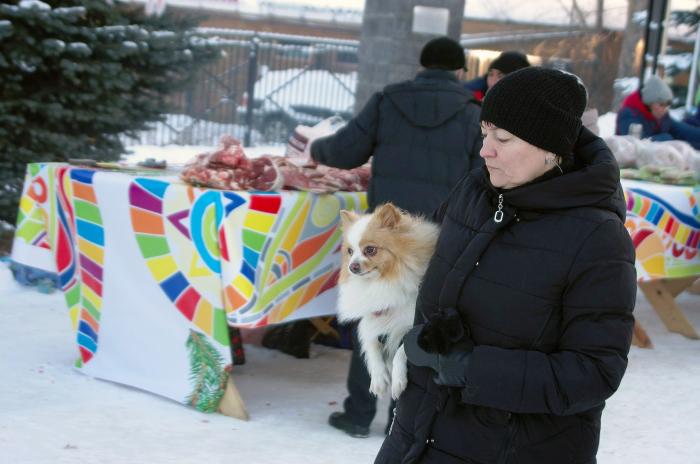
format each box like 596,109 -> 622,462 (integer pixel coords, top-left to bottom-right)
480,123 -> 556,189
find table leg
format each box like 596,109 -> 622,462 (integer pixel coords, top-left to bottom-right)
632,320 -> 653,348
218,375 -> 249,421
638,277 -> 700,340
688,278 -> 700,295
310,317 -> 340,340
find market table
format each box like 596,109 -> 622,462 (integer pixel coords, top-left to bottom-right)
10,163 -> 367,419
622,179 -> 700,347
11,164 -> 699,418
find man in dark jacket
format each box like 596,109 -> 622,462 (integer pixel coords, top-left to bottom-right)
311,36 -> 483,438
463,50 -> 530,102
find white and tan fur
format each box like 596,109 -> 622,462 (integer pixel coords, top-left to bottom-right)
337,203 -> 439,399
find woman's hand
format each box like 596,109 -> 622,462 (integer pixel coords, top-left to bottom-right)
418,307 -> 470,354
403,325 -> 473,388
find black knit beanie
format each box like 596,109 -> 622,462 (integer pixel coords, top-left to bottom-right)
480,67 -> 587,158
488,51 -> 530,75
419,37 -> 466,71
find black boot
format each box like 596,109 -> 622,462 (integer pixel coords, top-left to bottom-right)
328,412 -> 370,438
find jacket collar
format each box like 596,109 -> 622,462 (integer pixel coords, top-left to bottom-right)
482,127 -> 626,221
415,68 -> 458,82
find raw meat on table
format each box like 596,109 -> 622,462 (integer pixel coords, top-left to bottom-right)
180,135 -> 370,193
181,136 -> 284,191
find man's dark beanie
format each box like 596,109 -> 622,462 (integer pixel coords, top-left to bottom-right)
419,37 -> 465,71
488,51 -> 530,75
480,67 -> 588,157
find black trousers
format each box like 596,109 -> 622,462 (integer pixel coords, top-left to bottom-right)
343,323 -> 396,428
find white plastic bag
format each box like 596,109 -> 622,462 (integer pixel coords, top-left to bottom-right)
636,139 -> 686,170
604,135 -> 638,168
653,140 -> 696,170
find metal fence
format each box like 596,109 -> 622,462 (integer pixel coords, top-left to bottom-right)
122,29 -> 360,148
123,29 -> 561,149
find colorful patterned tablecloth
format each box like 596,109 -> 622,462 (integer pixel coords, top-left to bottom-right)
11,163 -> 367,413
13,165 -> 697,413
622,179 -> 700,281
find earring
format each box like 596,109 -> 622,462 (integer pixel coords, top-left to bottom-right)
545,155 -> 564,174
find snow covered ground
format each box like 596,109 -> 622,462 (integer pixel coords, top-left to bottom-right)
3,113 -> 700,462
120,114 -> 263,149
1,259 -> 700,463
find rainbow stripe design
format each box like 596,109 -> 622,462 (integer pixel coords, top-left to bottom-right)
15,164 -> 105,365
624,185 -> 700,280
68,169 -> 105,365
128,178 -> 235,346
54,166 -> 82,323
15,164 -> 52,251
15,164 -> 368,342
128,179 -> 367,331
14,164 -> 76,302
224,191 -> 368,327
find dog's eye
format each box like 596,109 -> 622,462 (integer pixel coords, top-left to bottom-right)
364,246 -> 377,257
347,247 -> 353,255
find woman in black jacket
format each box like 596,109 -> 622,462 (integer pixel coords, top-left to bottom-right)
376,67 -> 637,464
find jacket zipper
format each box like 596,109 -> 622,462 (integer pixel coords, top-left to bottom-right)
494,194 -> 504,223
497,414 -> 518,464
496,192 -> 517,463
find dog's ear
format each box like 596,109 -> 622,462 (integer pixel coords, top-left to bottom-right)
376,203 -> 402,229
339,210 -> 358,228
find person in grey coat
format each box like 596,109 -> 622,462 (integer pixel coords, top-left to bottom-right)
310,36 -> 483,438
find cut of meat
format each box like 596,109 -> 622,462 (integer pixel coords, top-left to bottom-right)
180,135 -> 371,193
249,157 -> 284,191
181,136 -> 281,192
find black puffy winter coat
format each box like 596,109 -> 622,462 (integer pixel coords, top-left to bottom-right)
311,69 -> 483,216
375,128 -> 637,464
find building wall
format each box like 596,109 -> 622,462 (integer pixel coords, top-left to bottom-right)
354,0 -> 466,110
196,12 -> 360,39
189,7 -> 576,39
168,6 -> 644,111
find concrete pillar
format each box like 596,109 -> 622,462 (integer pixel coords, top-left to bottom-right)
355,0 -> 465,113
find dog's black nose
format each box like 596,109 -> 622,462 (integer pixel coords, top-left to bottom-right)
349,262 -> 361,274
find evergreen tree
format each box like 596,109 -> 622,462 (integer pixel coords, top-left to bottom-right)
670,8 -> 700,32
0,0 -> 222,223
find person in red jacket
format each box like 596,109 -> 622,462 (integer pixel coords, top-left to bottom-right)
616,74 -> 700,148
463,50 -> 530,102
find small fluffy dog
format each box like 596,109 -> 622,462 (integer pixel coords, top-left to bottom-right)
337,203 -> 439,399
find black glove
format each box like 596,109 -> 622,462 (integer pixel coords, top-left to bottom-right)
418,307 -> 472,354
404,325 -> 439,370
432,343 -> 472,387
403,325 -> 473,388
